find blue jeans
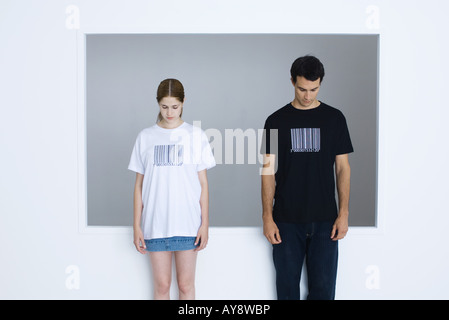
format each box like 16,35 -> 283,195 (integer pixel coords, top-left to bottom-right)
272,221 -> 338,300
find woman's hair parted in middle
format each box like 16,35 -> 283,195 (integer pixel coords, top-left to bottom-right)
156,78 -> 185,122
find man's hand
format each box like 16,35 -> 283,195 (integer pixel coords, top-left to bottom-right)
330,213 -> 349,241
263,218 -> 282,244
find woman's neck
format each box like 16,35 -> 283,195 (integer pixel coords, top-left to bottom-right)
157,119 -> 184,129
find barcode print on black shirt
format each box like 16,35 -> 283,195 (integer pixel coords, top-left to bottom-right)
291,128 -> 321,152
154,144 -> 184,166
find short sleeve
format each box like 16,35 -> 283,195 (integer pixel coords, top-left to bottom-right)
196,130 -> 216,172
260,117 -> 272,155
260,116 -> 279,155
335,112 -> 354,155
128,133 -> 145,174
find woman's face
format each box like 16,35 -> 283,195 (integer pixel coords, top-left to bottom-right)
158,96 -> 183,124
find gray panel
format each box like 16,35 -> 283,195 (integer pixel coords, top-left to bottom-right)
86,34 -> 378,227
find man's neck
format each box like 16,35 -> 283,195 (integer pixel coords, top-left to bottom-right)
291,99 -> 321,110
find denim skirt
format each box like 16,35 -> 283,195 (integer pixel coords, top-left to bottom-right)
145,236 -> 198,252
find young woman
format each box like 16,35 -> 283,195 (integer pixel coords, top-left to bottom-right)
128,78 -> 215,299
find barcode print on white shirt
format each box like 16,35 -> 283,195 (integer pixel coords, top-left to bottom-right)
290,128 -> 321,152
154,144 -> 184,166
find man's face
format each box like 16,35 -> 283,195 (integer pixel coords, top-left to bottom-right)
291,76 -> 321,109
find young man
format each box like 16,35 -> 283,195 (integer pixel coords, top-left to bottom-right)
261,55 -> 353,300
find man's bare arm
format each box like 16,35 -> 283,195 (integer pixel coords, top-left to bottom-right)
331,154 -> 351,241
261,154 -> 281,244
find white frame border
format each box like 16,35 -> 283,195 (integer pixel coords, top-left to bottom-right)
76,28 -> 384,236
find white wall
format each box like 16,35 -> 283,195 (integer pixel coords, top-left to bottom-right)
1,0 -> 449,300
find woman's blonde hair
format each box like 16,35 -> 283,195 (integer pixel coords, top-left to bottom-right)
156,78 -> 185,122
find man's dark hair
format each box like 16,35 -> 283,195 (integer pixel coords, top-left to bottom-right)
290,55 -> 325,84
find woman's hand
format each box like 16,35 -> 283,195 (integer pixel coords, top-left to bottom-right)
133,227 -> 146,254
195,224 -> 208,251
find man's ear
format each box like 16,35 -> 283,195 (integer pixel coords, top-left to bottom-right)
290,77 -> 296,86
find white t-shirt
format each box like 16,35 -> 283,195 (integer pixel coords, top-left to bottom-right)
128,122 -> 216,240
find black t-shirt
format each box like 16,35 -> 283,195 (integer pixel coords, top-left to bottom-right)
262,102 -> 354,223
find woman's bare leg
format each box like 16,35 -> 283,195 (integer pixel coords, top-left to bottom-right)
149,251 -> 173,300
174,249 -> 198,300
